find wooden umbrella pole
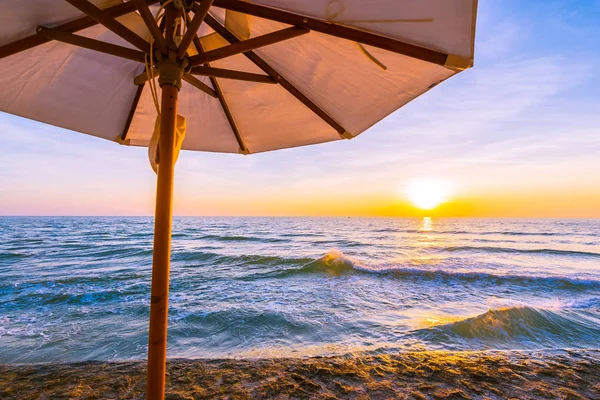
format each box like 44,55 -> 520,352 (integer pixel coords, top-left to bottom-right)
147,82 -> 179,400
146,3 -> 181,399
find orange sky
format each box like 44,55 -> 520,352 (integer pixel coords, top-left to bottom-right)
1,140 -> 599,217
170,190 -> 600,218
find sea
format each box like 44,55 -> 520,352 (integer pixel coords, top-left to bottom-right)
0,217 -> 599,364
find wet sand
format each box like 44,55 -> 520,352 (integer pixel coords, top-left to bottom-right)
1,350 -> 598,399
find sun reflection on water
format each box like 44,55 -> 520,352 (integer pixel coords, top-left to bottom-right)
420,217 -> 433,232
396,217 -> 443,265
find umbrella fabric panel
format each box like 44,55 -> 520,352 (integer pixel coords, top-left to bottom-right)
125,78 -> 243,153
249,18 -> 455,138
213,59 -> 342,154
247,0 -> 476,57
0,0 -> 123,46
0,17 -> 146,142
199,33 -> 341,154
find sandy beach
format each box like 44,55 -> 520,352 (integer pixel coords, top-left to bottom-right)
1,350 -> 598,399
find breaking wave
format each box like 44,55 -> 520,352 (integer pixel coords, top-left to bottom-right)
409,305 -> 600,350
277,250 -> 600,290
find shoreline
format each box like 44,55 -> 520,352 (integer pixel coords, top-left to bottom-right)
1,350 -> 598,399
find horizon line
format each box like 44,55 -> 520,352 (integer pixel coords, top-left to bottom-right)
1,215 -> 599,220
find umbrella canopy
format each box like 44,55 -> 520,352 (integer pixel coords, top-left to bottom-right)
0,1 -> 477,399
0,0 -> 476,154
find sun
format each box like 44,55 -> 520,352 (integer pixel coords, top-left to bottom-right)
405,179 -> 450,210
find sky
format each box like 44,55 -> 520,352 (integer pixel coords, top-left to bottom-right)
1,0 -> 600,217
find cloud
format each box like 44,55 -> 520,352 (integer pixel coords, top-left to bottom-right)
477,20 -> 522,60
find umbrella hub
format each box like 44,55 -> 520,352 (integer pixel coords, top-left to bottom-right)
160,0 -> 194,12
156,51 -> 189,90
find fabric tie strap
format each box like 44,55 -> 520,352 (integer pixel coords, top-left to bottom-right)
148,114 -> 187,174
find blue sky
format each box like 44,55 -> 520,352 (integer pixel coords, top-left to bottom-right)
1,0 -> 599,216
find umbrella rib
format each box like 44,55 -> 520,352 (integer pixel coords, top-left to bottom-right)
36,27 -> 146,63
0,1 -> 158,61
134,66 -> 274,85
183,75 -> 218,98
63,0 -> 151,53
189,66 -> 275,84
211,76 -> 249,153
163,5 -> 178,48
121,83 -> 145,141
177,0 -> 214,59
187,14 -> 248,153
132,0 -> 168,54
211,0 -> 449,66
188,26 -> 310,67
204,14 -> 347,136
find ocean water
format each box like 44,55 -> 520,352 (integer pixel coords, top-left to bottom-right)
0,217 -> 599,363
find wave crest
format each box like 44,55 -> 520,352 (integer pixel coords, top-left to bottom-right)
296,250 -> 361,276
280,250 -> 600,290
410,306 -> 600,349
